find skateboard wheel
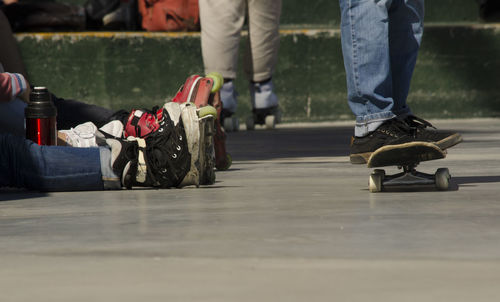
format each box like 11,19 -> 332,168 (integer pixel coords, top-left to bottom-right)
206,72 -> 223,93
435,168 -> 450,191
198,105 -> 217,118
245,116 -> 255,131
265,115 -> 276,130
369,170 -> 384,193
223,116 -> 239,132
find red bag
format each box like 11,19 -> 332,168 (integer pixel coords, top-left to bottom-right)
138,0 -> 199,31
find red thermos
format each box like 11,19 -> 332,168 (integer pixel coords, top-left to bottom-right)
25,87 -> 57,145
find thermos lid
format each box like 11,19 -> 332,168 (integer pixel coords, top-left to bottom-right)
25,86 -> 57,118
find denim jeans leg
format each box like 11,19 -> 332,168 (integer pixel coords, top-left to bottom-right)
340,0 -> 396,137
0,134 -> 105,191
389,0 -> 424,116
0,98 -> 26,137
52,95 -> 117,130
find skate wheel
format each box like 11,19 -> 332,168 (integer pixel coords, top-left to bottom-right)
275,109 -> 282,124
198,105 -> 217,118
217,153 -> 232,171
435,168 -> 450,191
206,72 -> 223,93
223,116 -> 239,132
369,169 -> 384,193
232,117 -> 239,132
223,117 -> 233,132
245,116 -> 255,131
265,115 -> 276,130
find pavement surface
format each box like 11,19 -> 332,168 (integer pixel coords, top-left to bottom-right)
1,118 -> 500,302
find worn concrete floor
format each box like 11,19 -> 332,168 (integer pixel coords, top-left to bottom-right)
1,118 -> 500,301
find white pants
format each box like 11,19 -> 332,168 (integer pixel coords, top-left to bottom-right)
200,0 -> 281,82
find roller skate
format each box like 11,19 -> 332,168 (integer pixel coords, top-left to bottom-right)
245,79 -> 281,130
117,101 -> 218,187
171,72 -> 232,171
219,81 -> 239,132
245,106 -> 282,131
177,102 -> 218,186
107,102 -> 192,189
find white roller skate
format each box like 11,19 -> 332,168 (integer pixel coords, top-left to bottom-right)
246,79 -> 281,130
177,102 -> 217,187
219,80 -> 239,132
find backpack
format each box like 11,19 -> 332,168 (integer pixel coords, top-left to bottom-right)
138,0 -> 199,32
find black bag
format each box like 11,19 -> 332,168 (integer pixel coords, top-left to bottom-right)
85,0 -> 138,30
477,0 -> 500,22
1,2 -> 86,32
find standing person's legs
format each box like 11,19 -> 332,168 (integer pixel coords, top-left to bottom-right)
200,0 -> 246,79
340,0 -> 461,164
245,0 -> 281,110
389,0 -> 424,115
340,0 -> 396,137
200,0 -> 246,114
0,134 -> 118,191
244,0 -> 281,83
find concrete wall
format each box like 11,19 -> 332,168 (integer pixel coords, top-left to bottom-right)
13,1 -> 500,121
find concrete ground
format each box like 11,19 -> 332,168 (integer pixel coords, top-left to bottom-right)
1,118 -> 500,302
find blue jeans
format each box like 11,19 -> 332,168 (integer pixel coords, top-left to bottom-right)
0,134 -> 109,191
339,0 -> 424,136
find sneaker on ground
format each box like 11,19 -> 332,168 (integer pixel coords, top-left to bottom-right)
58,121 -> 103,147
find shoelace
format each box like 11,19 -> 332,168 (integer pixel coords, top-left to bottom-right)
404,115 -> 436,130
383,117 -> 413,136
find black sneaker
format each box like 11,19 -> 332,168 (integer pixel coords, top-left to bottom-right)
350,116 -> 463,164
350,118 -> 419,164
403,115 -> 463,150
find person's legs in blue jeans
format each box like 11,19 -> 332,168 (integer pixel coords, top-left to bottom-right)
0,134 -> 116,191
339,0 -> 461,164
340,0 -> 423,137
389,0 -> 424,116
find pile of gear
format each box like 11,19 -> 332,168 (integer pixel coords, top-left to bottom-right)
58,73 -> 227,189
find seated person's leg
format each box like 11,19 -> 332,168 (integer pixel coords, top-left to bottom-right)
0,133 -> 110,191
52,94 -> 117,129
0,97 -> 26,137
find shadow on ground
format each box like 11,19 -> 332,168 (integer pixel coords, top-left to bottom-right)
0,189 -> 48,202
453,175 -> 500,186
226,126 -> 352,161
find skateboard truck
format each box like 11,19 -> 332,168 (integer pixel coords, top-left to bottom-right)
366,142 -> 451,193
369,164 -> 451,193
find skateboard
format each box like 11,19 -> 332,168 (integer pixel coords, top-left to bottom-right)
367,142 -> 451,192
172,72 -> 232,171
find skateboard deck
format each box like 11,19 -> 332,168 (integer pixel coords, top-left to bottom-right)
366,142 -> 451,192
367,142 -> 445,168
